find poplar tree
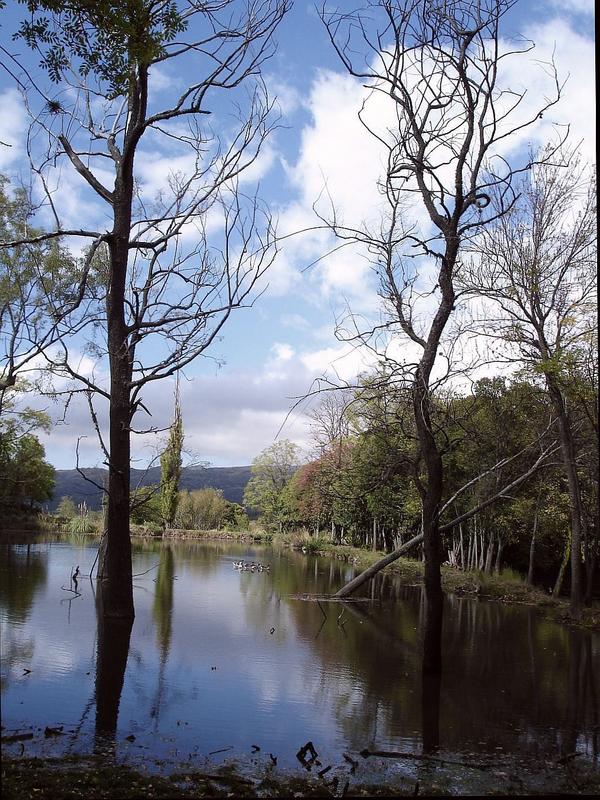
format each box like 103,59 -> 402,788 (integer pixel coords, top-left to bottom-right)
159,393 -> 184,529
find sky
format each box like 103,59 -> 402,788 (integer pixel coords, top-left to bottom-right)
0,0 -> 596,471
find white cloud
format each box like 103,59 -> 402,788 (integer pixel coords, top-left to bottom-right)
271,342 -> 295,362
496,18 -> 596,163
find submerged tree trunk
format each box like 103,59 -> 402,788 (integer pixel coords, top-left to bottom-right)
334,532 -> 424,597
413,358 -> 446,674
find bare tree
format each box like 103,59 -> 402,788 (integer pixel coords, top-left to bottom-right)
1,1 -> 289,618
465,151 -> 597,617
319,0 -> 563,667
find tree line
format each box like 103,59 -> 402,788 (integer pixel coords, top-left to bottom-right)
245,364 -> 597,604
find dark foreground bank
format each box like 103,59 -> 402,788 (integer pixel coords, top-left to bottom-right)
3,751 -> 600,798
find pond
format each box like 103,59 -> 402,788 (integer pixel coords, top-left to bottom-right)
1,535 -> 599,794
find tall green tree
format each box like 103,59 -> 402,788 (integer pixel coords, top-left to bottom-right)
3,0 -> 289,618
244,440 -> 301,531
0,175 -> 83,415
159,393 -> 184,529
0,430 -> 55,508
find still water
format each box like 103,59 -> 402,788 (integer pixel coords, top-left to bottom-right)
1,535 -> 599,792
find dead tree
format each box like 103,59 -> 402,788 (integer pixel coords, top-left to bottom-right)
1,1 -> 289,618
319,0 -> 563,666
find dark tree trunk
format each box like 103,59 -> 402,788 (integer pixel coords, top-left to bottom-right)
414,366 -> 445,675
96,68 -> 149,620
97,199 -> 135,618
412,235 -> 456,664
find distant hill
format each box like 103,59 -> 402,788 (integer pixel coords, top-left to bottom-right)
49,465 -> 252,511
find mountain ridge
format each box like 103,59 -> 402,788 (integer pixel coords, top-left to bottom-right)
49,465 -> 253,511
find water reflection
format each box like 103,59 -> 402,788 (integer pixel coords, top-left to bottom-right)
0,544 -> 48,623
94,583 -> 133,752
151,546 -> 175,725
0,537 -> 598,781
0,544 -> 48,693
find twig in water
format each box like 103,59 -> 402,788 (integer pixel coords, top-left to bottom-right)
208,745 -> 234,755
60,586 -> 82,598
133,563 -> 159,577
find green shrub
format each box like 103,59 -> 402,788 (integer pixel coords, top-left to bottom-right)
68,515 -> 97,535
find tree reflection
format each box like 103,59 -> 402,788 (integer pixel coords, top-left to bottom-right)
150,546 -> 175,725
0,544 -> 48,692
0,544 -> 48,623
421,593 -> 442,753
94,581 -> 133,753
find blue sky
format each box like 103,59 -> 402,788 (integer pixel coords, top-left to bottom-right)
0,0 -> 595,470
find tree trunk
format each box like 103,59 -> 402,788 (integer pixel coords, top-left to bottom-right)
334,532 -> 424,597
527,495 -> 541,585
484,532 -> 494,574
96,67 -> 150,619
553,538 -> 571,598
97,194 -> 135,618
372,517 -> 377,552
494,534 -> 504,574
546,377 -> 584,617
413,368 -> 444,674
